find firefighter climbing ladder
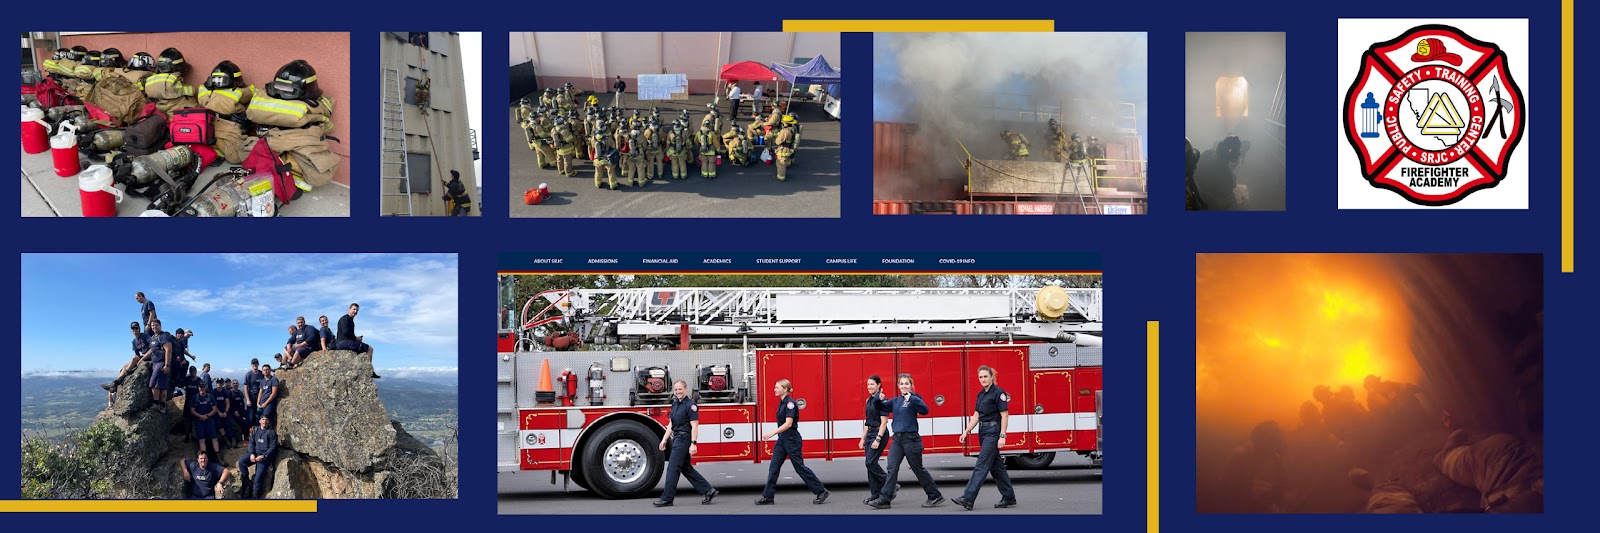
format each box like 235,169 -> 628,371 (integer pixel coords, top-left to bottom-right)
380,67 -> 414,217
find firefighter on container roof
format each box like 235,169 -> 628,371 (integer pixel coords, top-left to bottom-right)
756,379 -> 830,505
653,380 -> 718,507
1002,130 -> 1030,160
953,365 -> 1017,510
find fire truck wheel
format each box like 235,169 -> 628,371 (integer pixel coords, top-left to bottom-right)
579,420 -> 664,499
1006,452 -> 1056,470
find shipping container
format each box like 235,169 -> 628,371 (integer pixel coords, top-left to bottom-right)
873,199 -> 1147,215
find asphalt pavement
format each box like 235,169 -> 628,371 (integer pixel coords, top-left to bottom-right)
508,93 -> 840,218
498,451 -> 1101,515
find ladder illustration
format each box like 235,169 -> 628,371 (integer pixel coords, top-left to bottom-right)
380,68 -> 414,217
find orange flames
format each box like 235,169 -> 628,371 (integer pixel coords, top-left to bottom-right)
1196,254 -> 1421,432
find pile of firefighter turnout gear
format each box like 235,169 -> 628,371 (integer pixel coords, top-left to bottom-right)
30,46 -> 340,216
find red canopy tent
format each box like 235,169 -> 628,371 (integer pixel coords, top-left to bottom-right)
719,61 -> 779,81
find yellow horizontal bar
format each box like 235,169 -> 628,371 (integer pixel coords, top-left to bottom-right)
0,500 -> 318,513
783,20 -> 1054,32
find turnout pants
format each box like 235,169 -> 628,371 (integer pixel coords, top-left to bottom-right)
880,432 -> 942,502
865,431 -> 889,500
699,154 -> 717,178
669,154 -> 687,179
762,435 -> 826,498
660,435 -> 713,501
961,428 -> 1016,502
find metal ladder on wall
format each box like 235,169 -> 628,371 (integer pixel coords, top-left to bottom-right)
1266,69 -> 1287,169
380,68 -> 414,217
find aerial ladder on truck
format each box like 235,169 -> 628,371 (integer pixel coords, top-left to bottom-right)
511,285 -> 1102,351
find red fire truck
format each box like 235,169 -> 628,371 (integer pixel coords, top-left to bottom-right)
497,286 -> 1103,499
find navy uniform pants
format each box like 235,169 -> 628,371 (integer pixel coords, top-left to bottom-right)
864,431 -> 888,500
237,455 -> 272,497
660,434 -> 713,501
880,432 -> 942,502
960,426 -> 1016,502
762,434 -> 825,498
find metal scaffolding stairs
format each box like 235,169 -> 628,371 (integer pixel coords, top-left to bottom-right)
380,68 -> 414,217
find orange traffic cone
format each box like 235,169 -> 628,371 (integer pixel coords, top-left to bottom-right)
535,359 -> 556,405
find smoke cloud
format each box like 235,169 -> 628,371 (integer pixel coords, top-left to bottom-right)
874,33 -> 1147,201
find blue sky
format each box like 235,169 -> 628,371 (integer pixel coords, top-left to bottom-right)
20,254 -> 458,378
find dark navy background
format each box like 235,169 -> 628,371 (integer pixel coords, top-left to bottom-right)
6,1 -> 1595,530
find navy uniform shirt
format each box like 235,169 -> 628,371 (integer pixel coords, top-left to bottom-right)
864,392 -> 889,429
140,300 -> 156,327
669,395 -> 699,435
174,336 -> 189,359
974,385 -> 1011,426
191,391 -> 216,417
319,326 -> 335,348
244,369 -> 263,399
200,371 -> 211,392
886,393 -> 929,434
147,332 -> 176,365
249,428 -> 279,457
292,325 -> 316,348
131,332 -> 151,359
186,460 -> 225,498
259,376 -> 280,405
775,395 -> 801,437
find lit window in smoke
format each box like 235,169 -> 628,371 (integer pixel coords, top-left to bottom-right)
1215,77 -> 1249,118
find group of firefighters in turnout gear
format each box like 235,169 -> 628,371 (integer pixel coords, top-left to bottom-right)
1001,118 -> 1106,165
39,45 -> 339,189
517,83 -> 804,190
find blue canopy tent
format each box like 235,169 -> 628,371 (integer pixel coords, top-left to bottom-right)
770,55 -> 842,113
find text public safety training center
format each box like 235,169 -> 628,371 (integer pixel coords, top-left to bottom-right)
495,257 -> 1103,499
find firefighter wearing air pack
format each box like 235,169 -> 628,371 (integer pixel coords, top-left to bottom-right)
552,118 -> 579,177
1002,130 -> 1029,160
666,123 -> 691,180
771,115 -> 801,181
696,122 -> 720,179
590,123 -> 618,189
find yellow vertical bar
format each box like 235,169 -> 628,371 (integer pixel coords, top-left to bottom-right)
1147,321 -> 1159,533
1563,0 -> 1575,272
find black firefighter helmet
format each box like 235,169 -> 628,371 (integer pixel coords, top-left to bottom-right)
155,48 -> 189,74
265,59 -> 322,102
126,52 -> 156,71
99,48 -> 125,68
84,50 -> 102,65
52,48 -> 69,60
205,60 -> 245,90
69,46 -> 88,61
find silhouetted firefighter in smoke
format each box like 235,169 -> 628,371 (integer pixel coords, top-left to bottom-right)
1221,421 -> 1289,512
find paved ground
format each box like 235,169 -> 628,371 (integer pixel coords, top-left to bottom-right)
499,452 -> 1101,515
21,146 -> 348,217
508,94 -> 840,218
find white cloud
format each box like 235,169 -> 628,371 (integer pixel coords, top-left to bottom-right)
379,366 -> 460,379
153,254 -> 459,352
23,369 -> 116,378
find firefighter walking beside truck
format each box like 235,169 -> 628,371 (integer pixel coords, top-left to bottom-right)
955,365 -> 1018,510
652,380 -> 718,507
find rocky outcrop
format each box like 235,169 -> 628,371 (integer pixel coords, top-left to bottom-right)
93,350 -> 451,499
